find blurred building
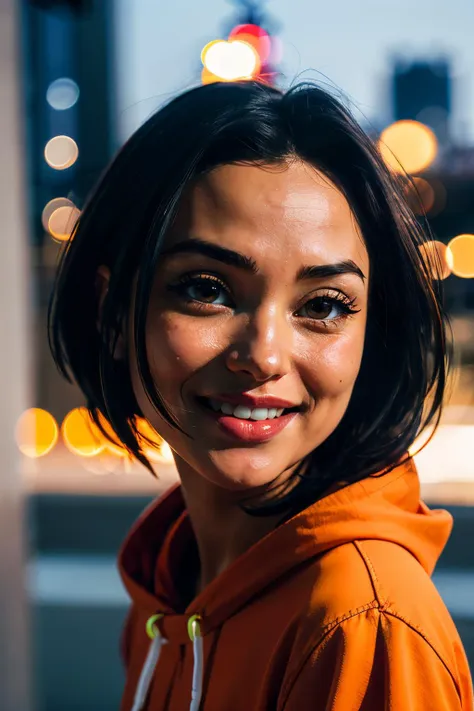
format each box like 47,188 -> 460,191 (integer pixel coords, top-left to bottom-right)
21,0 -> 116,248
20,0 -> 116,419
392,58 -> 452,145
388,58 -> 474,336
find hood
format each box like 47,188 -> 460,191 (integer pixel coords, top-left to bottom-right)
119,458 -> 452,629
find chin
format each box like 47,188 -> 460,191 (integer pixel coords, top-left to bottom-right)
203,448 -> 298,493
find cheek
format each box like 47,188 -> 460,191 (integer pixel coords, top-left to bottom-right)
300,329 -> 366,398
146,314 -> 223,384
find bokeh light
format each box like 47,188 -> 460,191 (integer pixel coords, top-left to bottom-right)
202,39 -> 260,81
46,78 -> 80,111
379,120 -> 438,174
407,177 -> 435,215
229,23 -> 271,63
41,197 -> 75,232
62,407 -> 106,457
136,417 -> 174,463
419,240 -> 453,280
447,234 -> 474,278
15,408 -> 59,458
48,204 -> 81,241
94,412 -> 129,458
44,135 -> 79,170
201,67 -> 220,85
426,178 -> 447,217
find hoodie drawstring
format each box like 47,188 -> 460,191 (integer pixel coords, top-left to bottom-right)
131,613 -> 203,711
131,614 -> 165,711
188,615 -> 203,711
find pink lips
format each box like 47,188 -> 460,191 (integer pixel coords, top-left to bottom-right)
201,393 -> 300,443
213,411 -> 297,442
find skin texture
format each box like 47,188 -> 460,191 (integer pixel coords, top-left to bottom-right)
113,160 -> 370,591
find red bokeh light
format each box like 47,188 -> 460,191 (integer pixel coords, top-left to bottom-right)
229,23 -> 272,63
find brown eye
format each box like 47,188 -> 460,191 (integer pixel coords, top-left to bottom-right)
188,280 -> 223,303
300,297 -> 336,320
169,275 -> 232,306
297,293 -> 358,322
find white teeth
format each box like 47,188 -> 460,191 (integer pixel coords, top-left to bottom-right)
233,405 -> 251,419
207,399 -> 289,420
250,408 -> 269,421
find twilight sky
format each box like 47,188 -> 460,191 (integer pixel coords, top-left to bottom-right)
115,0 -> 474,143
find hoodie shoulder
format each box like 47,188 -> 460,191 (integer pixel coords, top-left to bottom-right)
298,538 -> 461,663
303,539 -> 377,628
279,607 -> 469,711
280,539 -> 471,710
353,538 -> 465,671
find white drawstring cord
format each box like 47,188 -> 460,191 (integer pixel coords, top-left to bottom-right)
188,615 -> 203,711
131,614 -> 165,711
131,613 -> 203,711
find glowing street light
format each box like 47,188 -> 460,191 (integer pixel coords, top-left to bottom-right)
136,417 -> 174,463
48,204 -> 81,242
42,197 -> 75,232
202,39 -> 260,82
62,407 -> 106,457
44,135 -> 79,170
15,408 -> 59,458
379,120 -> 438,174
447,235 -> 474,278
46,78 -> 80,111
419,240 -> 452,281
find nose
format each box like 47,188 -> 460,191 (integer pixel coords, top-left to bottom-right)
225,304 -> 292,382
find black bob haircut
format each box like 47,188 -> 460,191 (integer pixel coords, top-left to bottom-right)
49,80 -> 450,515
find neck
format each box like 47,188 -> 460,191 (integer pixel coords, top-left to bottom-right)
174,456 -> 284,594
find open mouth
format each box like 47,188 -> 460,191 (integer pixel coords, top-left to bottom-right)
198,397 -> 300,421
195,397 -> 299,443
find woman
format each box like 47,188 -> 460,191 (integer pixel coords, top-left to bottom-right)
49,81 -> 473,710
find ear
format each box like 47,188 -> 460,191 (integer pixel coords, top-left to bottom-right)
95,265 -> 126,360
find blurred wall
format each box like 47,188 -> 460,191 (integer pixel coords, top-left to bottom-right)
0,0 -> 33,708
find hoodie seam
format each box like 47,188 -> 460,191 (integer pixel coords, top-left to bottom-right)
278,605 -> 463,710
353,542 -> 462,700
278,603 -> 380,709
318,600 -> 381,634
380,609 -> 463,701
353,540 -> 389,609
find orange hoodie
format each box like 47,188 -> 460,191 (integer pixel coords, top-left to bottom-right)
118,459 -> 473,711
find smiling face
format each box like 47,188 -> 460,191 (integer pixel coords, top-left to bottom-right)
129,160 -> 370,493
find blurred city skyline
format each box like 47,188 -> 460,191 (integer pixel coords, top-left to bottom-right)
21,0 -> 474,486
115,0 -> 474,142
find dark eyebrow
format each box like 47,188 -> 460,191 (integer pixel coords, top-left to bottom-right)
161,238 -> 258,274
297,261 -> 366,282
161,237 -> 365,282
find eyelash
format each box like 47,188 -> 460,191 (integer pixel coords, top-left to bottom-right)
167,273 -> 230,306
167,272 -> 360,325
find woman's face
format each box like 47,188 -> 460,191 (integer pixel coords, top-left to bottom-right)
130,161 -> 370,492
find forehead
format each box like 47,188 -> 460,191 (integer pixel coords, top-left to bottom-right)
169,161 -> 368,272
